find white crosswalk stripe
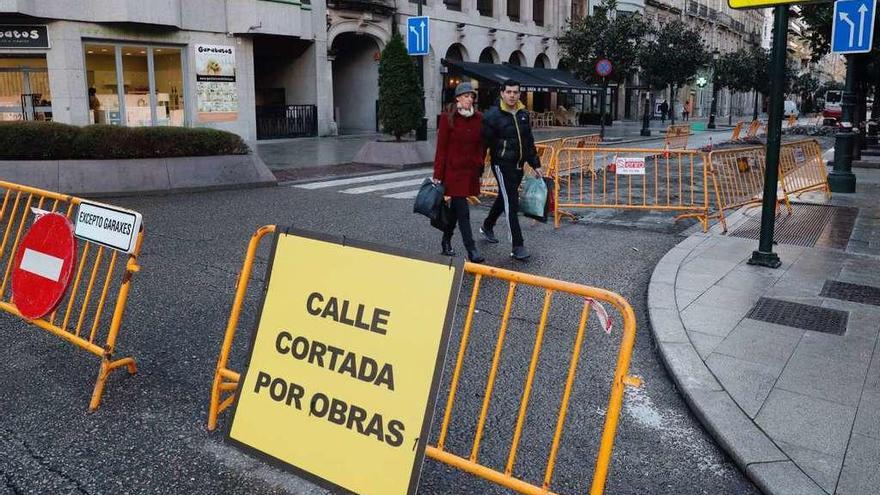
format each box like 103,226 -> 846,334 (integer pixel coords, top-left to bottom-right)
341,178 -> 426,194
292,168 -> 431,199
293,168 -> 430,190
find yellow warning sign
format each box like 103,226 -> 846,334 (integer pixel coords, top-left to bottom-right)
227,229 -> 462,495
728,0 -> 802,9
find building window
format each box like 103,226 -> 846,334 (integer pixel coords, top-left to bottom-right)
507,0 -> 520,22
85,42 -> 186,127
444,0 -> 462,11
533,0 -> 544,26
478,0 -> 493,16
0,56 -> 52,122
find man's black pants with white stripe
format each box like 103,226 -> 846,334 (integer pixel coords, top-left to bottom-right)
484,165 -> 524,248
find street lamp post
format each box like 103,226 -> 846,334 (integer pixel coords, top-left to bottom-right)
829,54 -> 858,193
708,50 -> 720,129
641,91 -> 651,136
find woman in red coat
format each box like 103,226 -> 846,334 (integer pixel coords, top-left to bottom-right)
433,82 -> 485,263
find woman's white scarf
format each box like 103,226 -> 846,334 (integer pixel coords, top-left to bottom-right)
457,105 -> 474,118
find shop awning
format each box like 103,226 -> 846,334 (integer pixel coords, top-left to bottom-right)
442,60 -> 567,93
507,66 -> 599,94
442,59 -> 599,94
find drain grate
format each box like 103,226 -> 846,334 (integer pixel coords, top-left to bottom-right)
729,204 -> 858,249
820,280 -> 880,307
746,297 -> 848,335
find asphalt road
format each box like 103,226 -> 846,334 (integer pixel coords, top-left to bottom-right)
0,169 -> 759,494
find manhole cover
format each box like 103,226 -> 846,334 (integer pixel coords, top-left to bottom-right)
820,280 -> 880,307
746,297 -> 848,335
729,204 -> 858,249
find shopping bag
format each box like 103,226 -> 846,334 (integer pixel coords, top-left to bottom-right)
413,179 -> 444,221
430,200 -> 456,232
541,177 -> 555,223
521,176 -> 548,222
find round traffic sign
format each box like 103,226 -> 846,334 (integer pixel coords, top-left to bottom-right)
595,58 -> 613,78
11,213 -> 77,320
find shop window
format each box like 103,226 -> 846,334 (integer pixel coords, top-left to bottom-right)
0,57 -> 52,121
84,42 -> 185,127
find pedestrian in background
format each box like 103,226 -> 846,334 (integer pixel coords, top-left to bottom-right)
432,82 -> 486,263
660,100 -> 669,124
480,79 -> 542,261
683,100 -> 691,121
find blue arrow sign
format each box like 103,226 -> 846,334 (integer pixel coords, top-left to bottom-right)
407,16 -> 430,56
832,0 -> 876,54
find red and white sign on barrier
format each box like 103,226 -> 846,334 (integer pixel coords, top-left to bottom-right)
615,157 -> 646,175
11,212 -> 77,320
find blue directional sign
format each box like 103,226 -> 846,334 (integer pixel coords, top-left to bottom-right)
832,0 -> 877,54
407,16 -> 430,56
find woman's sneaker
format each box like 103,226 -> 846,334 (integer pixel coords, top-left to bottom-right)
480,226 -> 499,243
510,246 -> 530,261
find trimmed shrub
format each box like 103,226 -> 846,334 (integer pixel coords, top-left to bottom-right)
0,122 -> 249,160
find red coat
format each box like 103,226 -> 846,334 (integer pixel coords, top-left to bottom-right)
433,111 -> 485,197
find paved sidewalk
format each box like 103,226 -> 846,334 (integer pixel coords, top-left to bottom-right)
648,168 -> 880,494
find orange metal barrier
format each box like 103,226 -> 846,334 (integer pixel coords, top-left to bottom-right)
480,143 -> 554,197
209,226 -> 640,495
786,114 -> 797,128
731,121 -> 745,141
779,139 -> 831,199
746,120 -> 762,138
0,180 -> 143,410
664,124 -> 691,150
552,147 -> 719,232
561,133 -> 602,149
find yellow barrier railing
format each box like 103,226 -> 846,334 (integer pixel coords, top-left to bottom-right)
0,180 -> 143,410
209,226 -> 640,495
480,142 -> 555,197
746,120 -> 762,138
664,124 -> 691,150
779,139 -> 831,199
731,121 -> 745,141
560,133 -> 602,149
551,147 -> 719,232
705,145 -> 774,229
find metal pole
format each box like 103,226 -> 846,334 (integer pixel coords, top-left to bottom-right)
829,54 -> 857,193
641,91 -> 651,136
747,5 -> 788,269
600,78 -> 607,139
415,0 -> 428,141
708,81 -> 718,129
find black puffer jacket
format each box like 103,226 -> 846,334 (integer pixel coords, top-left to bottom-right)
482,100 -> 541,170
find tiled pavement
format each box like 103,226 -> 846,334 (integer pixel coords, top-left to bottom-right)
648,167 -> 880,494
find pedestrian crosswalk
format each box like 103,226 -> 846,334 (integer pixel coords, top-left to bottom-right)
293,168 -> 433,199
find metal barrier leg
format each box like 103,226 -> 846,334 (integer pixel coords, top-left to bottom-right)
208,225 -> 276,431
89,356 -> 137,411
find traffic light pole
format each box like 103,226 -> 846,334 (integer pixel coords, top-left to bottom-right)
747,5 -> 788,269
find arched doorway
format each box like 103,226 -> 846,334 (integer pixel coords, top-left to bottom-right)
534,53 -> 550,69
508,51 -> 526,66
442,44 -> 470,106
479,47 -> 499,64
331,32 -> 382,134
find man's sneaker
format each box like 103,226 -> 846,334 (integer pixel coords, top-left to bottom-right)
480,226 -> 499,244
511,246 -> 530,261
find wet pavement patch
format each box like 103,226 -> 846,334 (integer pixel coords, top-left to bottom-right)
820,280 -> 880,307
746,297 -> 848,335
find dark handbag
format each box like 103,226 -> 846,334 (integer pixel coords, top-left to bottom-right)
413,179 -> 444,221
430,200 -> 455,232
524,177 -> 555,223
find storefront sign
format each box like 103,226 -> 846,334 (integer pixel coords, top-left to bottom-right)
227,229 -> 462,495
0,26 -> 49,49
195,44 -> 238,122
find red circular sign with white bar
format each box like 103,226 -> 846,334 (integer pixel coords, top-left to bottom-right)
11,213 -> 77,320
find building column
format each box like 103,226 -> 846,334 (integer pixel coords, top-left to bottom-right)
464,0 -> 478,15
45,21 -> 88,127
494,0 -> 505,21
521,0 -> 533,25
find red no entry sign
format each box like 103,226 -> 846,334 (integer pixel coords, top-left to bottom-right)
11,213 -> 77,320
595,58 -> 613,78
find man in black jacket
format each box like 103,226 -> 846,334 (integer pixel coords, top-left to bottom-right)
480,80 -> 542,261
